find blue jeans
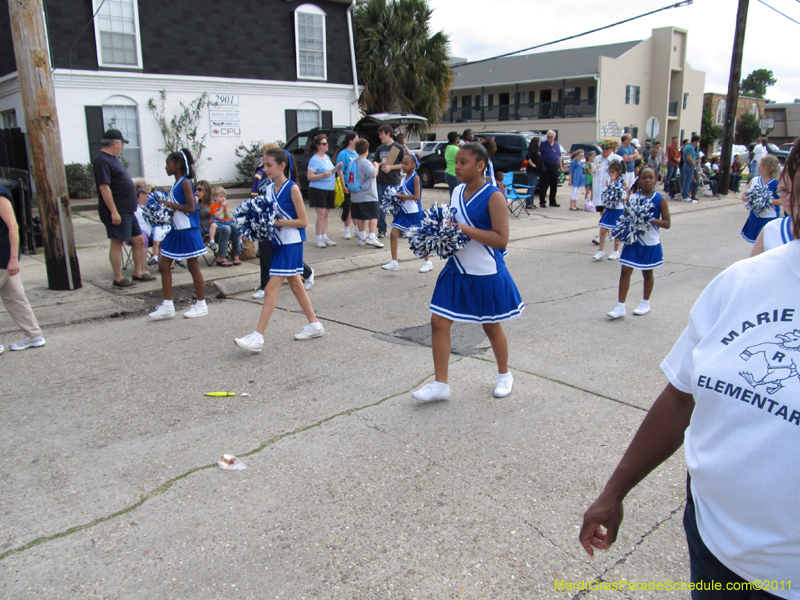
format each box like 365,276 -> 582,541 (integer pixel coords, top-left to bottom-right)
684,495 -> 781,600
525,172 -> 539,207
445,173 -> 460,198
376,183 -> 388,234
665,164 -> 677,190
214,223 -> 241,258
682,165 -> 695,199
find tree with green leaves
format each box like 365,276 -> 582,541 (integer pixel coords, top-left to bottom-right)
700,108 -> 721,154
735,112 -> 762,146
354,0 -> 452,135
148,90 -> 212,176
739,69 -> 776,98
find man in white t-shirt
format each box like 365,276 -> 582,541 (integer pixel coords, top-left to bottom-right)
753,136 -> 768,165
580,238 -> 800,594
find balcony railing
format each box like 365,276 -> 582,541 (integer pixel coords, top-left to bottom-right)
668,100 -> 679,116
442,99 -> 596,123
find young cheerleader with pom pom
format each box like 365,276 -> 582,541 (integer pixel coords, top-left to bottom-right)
593,160 -> 628,262
234,148 -> 323,352
149,149 -> 208,320
411,143 -> 524,402
751,167 -> 795,256
606,167 -> 670,319
741,155 -> 781,244
381,155 -> 433,273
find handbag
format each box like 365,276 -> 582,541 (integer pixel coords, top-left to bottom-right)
334,177 -> 345,208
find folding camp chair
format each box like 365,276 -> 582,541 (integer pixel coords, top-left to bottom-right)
503,172 -> 531,218
122,238 -> 154,270
200,222 -> 235,266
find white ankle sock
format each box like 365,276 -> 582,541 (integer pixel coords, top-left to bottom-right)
195,299 -> 207,308
359,231 -> 367,241
317,235 -> 324,243
641,299 -> 651,307
432,381 -> 450,392
368,233 -> 376,239
163,299 -> 174,308
617,302 -> 626,310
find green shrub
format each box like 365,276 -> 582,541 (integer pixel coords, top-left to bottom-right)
234,141 -> 264,184
65,163 -> 96,199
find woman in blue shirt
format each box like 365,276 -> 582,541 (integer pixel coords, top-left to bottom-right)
307,134 -> 342,248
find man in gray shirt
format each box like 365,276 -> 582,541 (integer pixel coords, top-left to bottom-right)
350,139 -> 384,248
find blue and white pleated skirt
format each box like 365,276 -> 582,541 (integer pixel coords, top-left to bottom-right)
599,208 -> 624,229
160,227 -> 206,259
269,242 -> 304,276
741,211 -> 777,244
430,266 -> 524,323
391,211 -> 422,232
619,243 -> 663,269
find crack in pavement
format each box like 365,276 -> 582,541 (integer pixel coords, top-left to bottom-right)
0,373 -> 435,563
570,501 -> 687,600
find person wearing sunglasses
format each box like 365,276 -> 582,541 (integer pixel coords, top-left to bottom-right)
307,134 -> 343,248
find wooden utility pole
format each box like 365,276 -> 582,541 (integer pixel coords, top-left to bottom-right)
8,0 -> 81,290
718,0 -> 749,196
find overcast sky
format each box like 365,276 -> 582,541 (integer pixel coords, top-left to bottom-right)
428,0 -> 799,104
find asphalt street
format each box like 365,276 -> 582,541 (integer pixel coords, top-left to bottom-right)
1,186 -> 754,599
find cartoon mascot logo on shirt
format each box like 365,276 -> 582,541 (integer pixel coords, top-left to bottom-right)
739,328 -> 800,395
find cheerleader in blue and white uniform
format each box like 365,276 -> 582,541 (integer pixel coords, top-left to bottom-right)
751,167 -> 794,256
149,148 -> 208,320
607,167 -> 671,319
411,143 -> 524,402
741,155 -> 781,244
381,155 -> 432,273
234,148 -> 324,353
593,160 -> 628,262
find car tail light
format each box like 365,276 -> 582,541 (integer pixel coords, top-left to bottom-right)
521,159 -> 528,170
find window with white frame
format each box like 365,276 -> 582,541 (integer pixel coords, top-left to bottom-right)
750,103 -> 760,119
715,99 -> 726,125
297,101 -> 321,132
1,109 -> 17,129
102,97 -> 142,176
625,85 -> 640,105
93,0 -> 142,68
295,4 -> 327,80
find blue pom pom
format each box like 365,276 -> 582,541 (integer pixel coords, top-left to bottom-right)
379,185 -> 403,215
612,193 -> 654,244
407,203 -> 469,260
233,193 -> 278,241
141,190 -> 173,226
601,180 -> 625,208
744,184 -> 774,213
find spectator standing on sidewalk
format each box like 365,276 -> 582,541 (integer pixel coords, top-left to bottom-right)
538,130 -> 563,207
0,184 -> 45,353
681,135 -> 700,202
616,134 -> 640,188
664,137 -> 680,192
93,129 -> 154,288
373,125 -> 405,237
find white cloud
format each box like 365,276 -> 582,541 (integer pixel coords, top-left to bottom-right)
428,0 -> 799,102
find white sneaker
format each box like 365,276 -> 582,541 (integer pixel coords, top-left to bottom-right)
608,251 -> 620,260
9,336 -> 46,351
183,303 -> 208,318
344,230 -> 352,240
592,251 -> 605,261
419,260 -> 433,273
209,241 -> 218,251
381,260 -> 400,271
315,240 -> 327,248
324,238 -> 337,247
234,332 -> 264,353
252,289 -> 265,299
365,237 -> 384,248
0,343 -> 4,354
607,305 -> 626,319
411,382 -> 450,402
592,236 -> 600,245
606,232 -> 613,242
294,322 -> 324,340
149,303 -> 176,320
633,302 -> 651,316
303,271 -> 315,290
358,238 -> 367,246
494,373 -> 513,398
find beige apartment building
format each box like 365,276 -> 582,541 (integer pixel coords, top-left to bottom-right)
763,101 -> 800,146
432,27 -> 705,149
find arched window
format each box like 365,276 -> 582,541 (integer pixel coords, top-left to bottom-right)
297,101 -> 321,132
715,99 -> 726,126
103,95 -> 142,176
750,103 -> 760,120
294,4 -> 327,80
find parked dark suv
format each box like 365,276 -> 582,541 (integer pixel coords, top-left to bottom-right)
283,113 -> 427,193
418,131 -> 566,188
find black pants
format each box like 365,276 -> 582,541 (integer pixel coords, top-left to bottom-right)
539,164 -> 560,206
258,239 -> 312,289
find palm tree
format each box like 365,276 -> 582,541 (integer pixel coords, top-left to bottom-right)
355,0 -> 452,135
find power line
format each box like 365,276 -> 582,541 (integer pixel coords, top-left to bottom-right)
458,0 -> 694,67
756,0 -> 800,24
